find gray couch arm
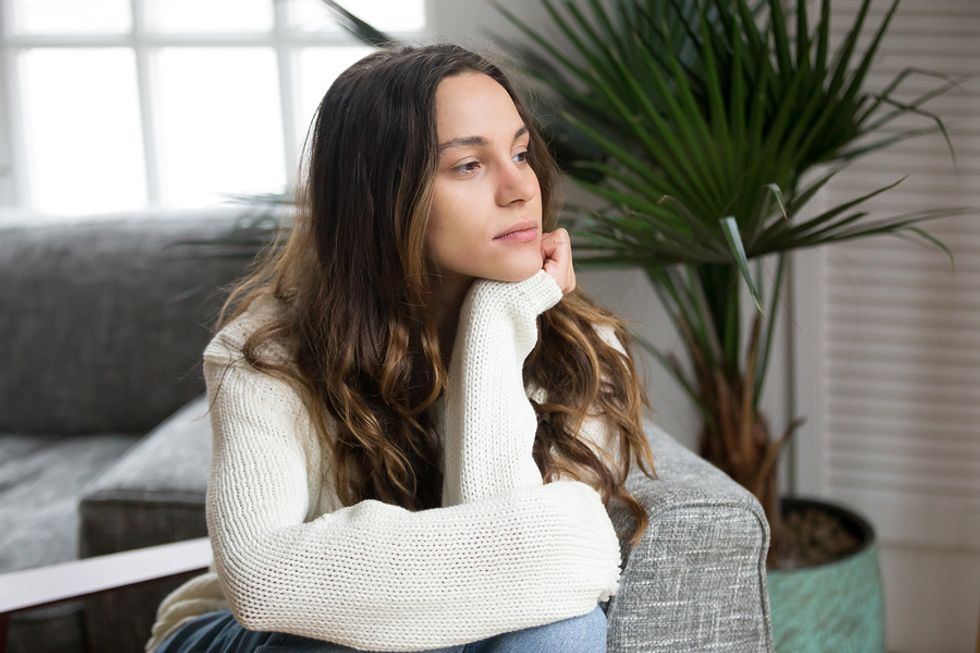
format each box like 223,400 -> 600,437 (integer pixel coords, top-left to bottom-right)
606,420 -> 774,653
78,395 -> 212,653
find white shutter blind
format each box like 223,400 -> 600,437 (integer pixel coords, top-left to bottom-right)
813,0 -> 980,550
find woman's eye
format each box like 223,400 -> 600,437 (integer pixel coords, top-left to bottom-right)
453,150 -> 529,175
454,160 -> 482,174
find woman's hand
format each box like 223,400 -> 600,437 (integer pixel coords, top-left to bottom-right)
541,227 -> 576,294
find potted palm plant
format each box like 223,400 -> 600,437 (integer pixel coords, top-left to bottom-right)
180,0 -> 975,649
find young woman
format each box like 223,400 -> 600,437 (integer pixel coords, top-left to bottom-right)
146,42 -> 657,653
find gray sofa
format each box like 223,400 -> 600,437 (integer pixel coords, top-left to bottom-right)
0,209 -> 774,653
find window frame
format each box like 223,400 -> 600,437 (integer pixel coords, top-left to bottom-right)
0,0 -> 429,216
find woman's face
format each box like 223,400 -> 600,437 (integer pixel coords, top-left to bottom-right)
425,71 -> 543,284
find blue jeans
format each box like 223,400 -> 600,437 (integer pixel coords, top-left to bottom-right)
155,604 -> 607,653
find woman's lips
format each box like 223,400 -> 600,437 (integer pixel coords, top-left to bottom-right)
493,227 -> 538,242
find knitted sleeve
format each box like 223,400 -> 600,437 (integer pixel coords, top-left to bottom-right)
440,269 -> 564,504
441,270 -> 628,503
202,271 -> 622,652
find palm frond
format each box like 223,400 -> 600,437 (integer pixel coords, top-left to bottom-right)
488,0 -> 977,450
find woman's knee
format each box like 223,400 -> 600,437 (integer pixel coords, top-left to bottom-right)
481,604 -> 607,653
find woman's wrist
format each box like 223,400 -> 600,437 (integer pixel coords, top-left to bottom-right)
463,269 -> 564,359
468,269 -> 563,320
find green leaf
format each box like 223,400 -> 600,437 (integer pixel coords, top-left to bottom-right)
627,28 -> 725,206
817,207 -> 975,247
893,226 -> 956,271
318,0 -> 397,47
540,0 -> 628,98
762,174 -> 909,249
754,251 -> 787,405
558,109 -> 664,191
720,216 -> 763,312
489,0 -> 591,86
629,328 -> 713,422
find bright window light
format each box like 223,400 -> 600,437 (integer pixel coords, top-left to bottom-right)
20,48 -> 147,214
156,47 -> 286,208
9,0 -> 131,34
296,46 -> 374,151
2,0 -> 427,215
143,0 -> 274,33
288,0 -> 425,33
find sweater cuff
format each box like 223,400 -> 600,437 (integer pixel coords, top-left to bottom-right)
510,269 -> 565,315
459,269 -> 565,365
504,270 -> 564,359
468,269 -> 565,321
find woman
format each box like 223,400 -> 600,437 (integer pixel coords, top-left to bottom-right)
146,42 -> 657,653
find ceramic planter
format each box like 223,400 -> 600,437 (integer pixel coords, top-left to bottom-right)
766,496 -> 886,652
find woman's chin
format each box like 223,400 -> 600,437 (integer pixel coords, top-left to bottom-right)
488,264 -> 544,283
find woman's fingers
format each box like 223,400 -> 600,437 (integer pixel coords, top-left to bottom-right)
541,228 -> 576,294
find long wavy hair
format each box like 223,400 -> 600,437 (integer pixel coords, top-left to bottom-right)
207,42 -> 658,548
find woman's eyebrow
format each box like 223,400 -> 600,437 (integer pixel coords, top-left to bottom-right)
438,125 -> 528,154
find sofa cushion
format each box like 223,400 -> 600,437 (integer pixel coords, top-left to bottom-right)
78,393 -> 212,557
0,207 -> 253,436
77,394 -> 213,653
0,432 -> 138,573
0,430 -> 138,653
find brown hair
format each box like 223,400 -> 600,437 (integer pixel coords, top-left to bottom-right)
208,42 -> 658,548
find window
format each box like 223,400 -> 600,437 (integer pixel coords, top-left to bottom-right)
0,0 -> 427,216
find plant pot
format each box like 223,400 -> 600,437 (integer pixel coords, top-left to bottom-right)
766,496 -> 886,652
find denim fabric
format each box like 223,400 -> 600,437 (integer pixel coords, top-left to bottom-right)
155,604 -> 607,653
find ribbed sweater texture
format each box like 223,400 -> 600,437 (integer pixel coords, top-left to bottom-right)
145,269 -> 624,652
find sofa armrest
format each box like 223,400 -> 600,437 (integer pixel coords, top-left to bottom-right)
79,394 -> 211,557
77,394 -> 212,653
605,420 -> 774,653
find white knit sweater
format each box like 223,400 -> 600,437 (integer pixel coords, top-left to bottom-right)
145,269 -> 625,653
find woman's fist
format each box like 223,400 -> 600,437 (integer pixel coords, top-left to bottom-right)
540,227 -> 576,294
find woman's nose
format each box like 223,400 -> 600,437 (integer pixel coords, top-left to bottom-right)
495,156 -> 537,206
